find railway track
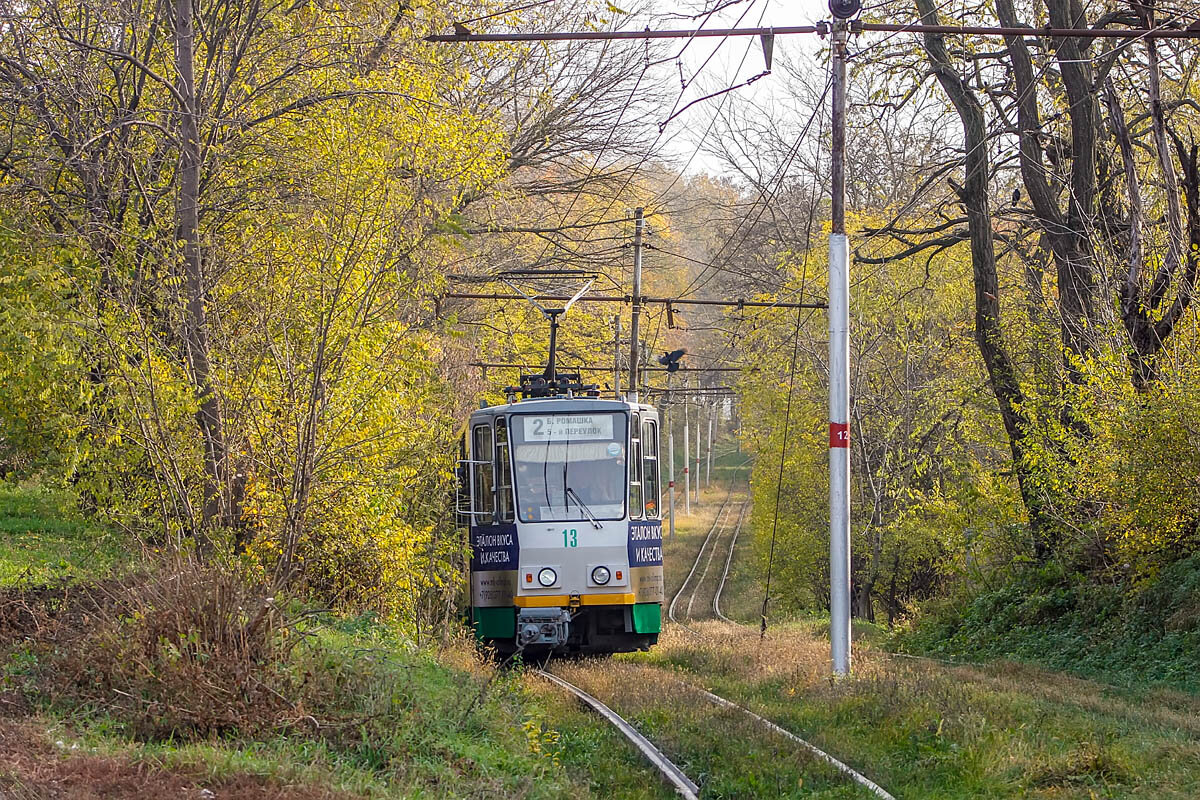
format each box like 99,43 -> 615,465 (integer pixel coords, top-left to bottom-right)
532,669 -> 700,799
536,665 -> 894,800
533,484 -> 895,800
712,502 -> 747,623
684,498 -> 743,619
668,483 -> 745,626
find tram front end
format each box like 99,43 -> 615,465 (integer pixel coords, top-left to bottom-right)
463,398 -> 664,655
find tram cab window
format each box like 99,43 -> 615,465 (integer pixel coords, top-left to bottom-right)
642,419 -> 660,519
629,413 -> 643,519
471,424 -> 495,522
510,412 -> 628,522
495,418 -> 515,522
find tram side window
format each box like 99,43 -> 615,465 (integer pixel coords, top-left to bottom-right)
642,419 -> 660,519
495,418 -> 514,522
629,413 -> 643,519
472,424 -> 495,522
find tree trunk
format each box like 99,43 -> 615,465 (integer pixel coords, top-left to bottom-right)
883,552 -> 896,627
1116,15 -> 1199,391
996,0 -> 1097,390
175,0 -> 230,539
1041,0 -> 1099,379
915,0 -> 1051,554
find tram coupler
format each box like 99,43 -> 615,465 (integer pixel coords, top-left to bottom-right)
517,609 -> 571,647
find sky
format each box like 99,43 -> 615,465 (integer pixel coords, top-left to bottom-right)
634,0 -> 832,176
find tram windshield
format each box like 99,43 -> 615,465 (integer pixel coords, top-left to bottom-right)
510,411 -> 628,523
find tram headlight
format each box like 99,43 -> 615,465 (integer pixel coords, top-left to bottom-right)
537,567 -> 557,587
591,566 -> 611,585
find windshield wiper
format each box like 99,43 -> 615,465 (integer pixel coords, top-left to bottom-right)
565,487 -> 602,529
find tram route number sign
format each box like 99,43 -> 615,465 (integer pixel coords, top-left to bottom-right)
522,414 -> 614,441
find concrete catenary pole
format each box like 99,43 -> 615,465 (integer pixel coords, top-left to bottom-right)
613,315 -> 621,397
694,401 -> 701,500
683,398 -> 691,514
628,207 -> 645,401
667,379 -> 676,538
705,404 -> 714,488
828,19 -> 852,678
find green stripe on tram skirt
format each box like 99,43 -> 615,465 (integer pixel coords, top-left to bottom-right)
631,602 -> 661,634
473,606 -> 516,639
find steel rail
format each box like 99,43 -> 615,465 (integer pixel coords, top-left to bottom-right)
533,670 -> 700,799
667,483 -> 737,625
713,503 -> 748,623
694,687 -> 896,800
686,499 -> 746,619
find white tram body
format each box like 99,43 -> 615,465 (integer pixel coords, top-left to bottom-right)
463,395 -> 664,654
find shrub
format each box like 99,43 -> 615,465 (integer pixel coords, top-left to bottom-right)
3,558 -> 285,738
895,553 -> 1200,690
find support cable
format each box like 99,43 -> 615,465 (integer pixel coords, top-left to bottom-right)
677,75 -> 832,300
760,304 -> 803,639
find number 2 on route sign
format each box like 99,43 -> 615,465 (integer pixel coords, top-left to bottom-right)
829,422 -> 850,448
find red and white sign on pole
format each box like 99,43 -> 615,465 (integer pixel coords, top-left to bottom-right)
829,422 -> 849,448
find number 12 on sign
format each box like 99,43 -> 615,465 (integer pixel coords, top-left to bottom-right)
829,422 -> 850,448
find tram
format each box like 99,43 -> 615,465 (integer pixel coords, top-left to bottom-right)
459,314 -> 664,655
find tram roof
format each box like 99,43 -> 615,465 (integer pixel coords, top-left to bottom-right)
469,395 -> 657,421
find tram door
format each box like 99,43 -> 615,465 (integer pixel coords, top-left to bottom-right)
467,417 -> 519,638
469,419 -> 514,525
628,414 -> 662,521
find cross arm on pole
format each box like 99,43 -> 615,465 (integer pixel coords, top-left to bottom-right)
427,22 -> 1200,44
441,292 -> 826,310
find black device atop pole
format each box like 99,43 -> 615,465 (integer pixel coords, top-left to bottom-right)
829,0 -> 861,18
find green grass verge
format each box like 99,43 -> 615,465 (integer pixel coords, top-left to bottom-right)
0,483 -> 129,585
42,628 -> 605,798
633,622 -> 1200,799
896,555 -> 1200,693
